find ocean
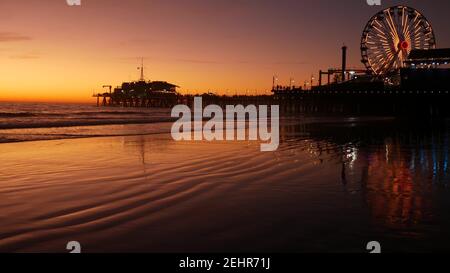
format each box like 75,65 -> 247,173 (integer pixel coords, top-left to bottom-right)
0,102 -> 175,143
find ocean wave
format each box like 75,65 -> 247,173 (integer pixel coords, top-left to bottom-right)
70,111 -> 160,116
0,117 -> 176,130
0,112 -> 36,118
0,120 -> 175,144
0,110 -> 162,118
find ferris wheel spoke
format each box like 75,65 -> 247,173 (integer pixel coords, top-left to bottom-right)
401,8 -> 408,35
382,20 -> 397,44
402,9 -> 411,42
385,49 -> 401,72
386,11 -> 401,42
404,23 -> 412,43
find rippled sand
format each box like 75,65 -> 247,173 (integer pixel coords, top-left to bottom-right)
0,132 -> 349,252
1,120 -> 450,253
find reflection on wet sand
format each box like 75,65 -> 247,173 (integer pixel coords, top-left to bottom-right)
283,119 -> 450,245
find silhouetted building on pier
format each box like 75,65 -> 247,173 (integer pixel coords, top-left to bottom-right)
94,60 -> 180,107
401,48 -> 450,91
405,48 -> 450,67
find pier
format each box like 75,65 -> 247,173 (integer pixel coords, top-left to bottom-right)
94,88 -> 450,117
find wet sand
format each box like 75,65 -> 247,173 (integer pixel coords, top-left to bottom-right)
0,132 -> 356,252
1,120 -> 450,253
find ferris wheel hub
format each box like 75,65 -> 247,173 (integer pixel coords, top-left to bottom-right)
399,41 -> 409,50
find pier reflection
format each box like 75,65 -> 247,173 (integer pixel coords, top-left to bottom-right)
281,118 -> 450,231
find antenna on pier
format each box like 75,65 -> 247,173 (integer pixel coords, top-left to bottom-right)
138,58 -> 145,81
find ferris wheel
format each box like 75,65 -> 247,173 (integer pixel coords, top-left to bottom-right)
361,5 -> 436,76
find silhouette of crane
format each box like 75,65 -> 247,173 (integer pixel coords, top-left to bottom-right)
102,85 -> 112,94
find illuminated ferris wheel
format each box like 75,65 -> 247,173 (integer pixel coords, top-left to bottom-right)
361,5 -> 436,76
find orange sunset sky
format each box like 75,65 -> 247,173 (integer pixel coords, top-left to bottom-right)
0,0 -> 449,103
